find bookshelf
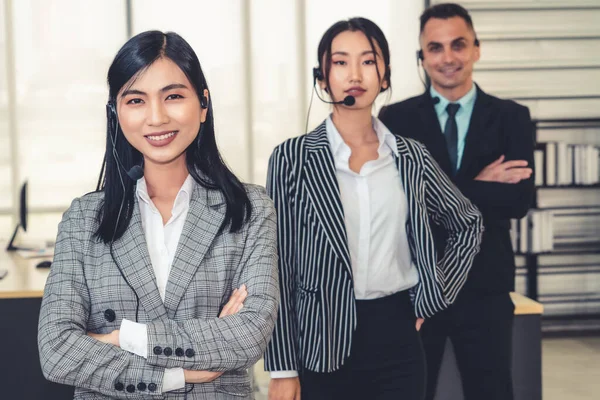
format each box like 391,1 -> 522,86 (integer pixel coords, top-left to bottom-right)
517,118 -> 600,333
429,0 -> 600,333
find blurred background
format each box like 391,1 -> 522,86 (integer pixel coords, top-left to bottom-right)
1,0 -> 599,241
0,0 -> 426,242
0,1 -> 599,399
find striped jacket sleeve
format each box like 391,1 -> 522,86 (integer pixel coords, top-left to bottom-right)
264,144 -> 299,372
421,144 -> 484,303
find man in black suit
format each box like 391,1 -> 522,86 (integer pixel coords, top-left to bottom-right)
379,3 -> 534,400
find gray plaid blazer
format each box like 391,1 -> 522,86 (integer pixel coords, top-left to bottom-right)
38,182 -> 279,399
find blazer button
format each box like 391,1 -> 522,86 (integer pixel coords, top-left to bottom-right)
175,347 -> 184,357
104,309 -> 116,322
114,382 -> 124,391
185,348 -> 195,358
126,384 -> 135,393
137,382 -> 147,391
153,346 -> 163,355
148,383 -> 157,392
163,347 -> 173,356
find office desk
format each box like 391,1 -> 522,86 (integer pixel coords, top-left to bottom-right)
434,292 -> 544,400
0,251 -> 50,298
0,250 -> 74,399
2,250 -> 544,400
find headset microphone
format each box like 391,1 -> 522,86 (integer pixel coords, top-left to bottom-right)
111,142 -> 144,180
125,165 -> 144,180
342,96 -> 356,106
304,67 -> 357,134
311,66 -> 356,107
318,94 -> 356,106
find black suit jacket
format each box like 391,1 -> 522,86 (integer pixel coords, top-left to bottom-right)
379,85 -> 535,294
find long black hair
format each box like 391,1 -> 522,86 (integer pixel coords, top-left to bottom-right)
316,17 -> 391,100
95,31 -> 251,243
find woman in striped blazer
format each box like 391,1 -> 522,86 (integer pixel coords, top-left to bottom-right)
264,18 -> 483,400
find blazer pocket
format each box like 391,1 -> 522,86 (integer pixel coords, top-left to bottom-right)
215,369 -> 253,397
296,285 -> 321,335
296,288 -> 322,364
297,285 -> 319,295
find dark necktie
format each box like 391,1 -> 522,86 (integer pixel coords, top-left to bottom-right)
444,103 -> 460,175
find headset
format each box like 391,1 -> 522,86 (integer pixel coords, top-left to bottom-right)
304,65 -> 357,134
105,90 -> 208,180
106,98 -> 202,396
311,66 -> 356,106
104,89 -> 209,320
104,88 -> 209,312
105,100 -> 143,323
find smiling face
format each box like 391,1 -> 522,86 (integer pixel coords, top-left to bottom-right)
321,30 -> 389,110
420,16 -> 480,100
116,57 -> 207,168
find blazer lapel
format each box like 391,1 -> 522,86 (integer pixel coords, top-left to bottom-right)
303,123 -> 352,277
416,92 -> 453,176
111,199 -> 168,321
457,85 -> 493,178
163,182 -> 225,318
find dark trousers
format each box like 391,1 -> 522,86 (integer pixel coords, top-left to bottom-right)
300,290 -> 426,400
421,291 -> 515,400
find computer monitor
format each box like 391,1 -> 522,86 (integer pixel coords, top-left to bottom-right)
6,181 -> 28,251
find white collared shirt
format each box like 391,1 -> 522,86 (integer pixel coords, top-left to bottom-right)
270,117 -> 419,379
326,116 -> 419,299
118,174 -> 194,392
137,175 -> 193,301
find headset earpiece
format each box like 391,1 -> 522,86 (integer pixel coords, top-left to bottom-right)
200,95 -> 208,109
106,101 -> 116,116
417,50 -> 424,62
313,67 -> 324,81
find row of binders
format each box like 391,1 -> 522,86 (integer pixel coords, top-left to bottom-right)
511,210 -> 554,254
536,187 -> 600,208
536,142 -> 600,186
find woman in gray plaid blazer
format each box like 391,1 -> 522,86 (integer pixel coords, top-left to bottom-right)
38,31 -> 279,399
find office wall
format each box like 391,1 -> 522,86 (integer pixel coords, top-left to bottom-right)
1,0 -> 128,242
0,1 -> 9,216
0,0 -> 424,243
5,1 -> 597,246
456,0 -> 600,119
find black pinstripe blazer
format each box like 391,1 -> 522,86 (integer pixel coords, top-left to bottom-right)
264,120 -> 483,373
